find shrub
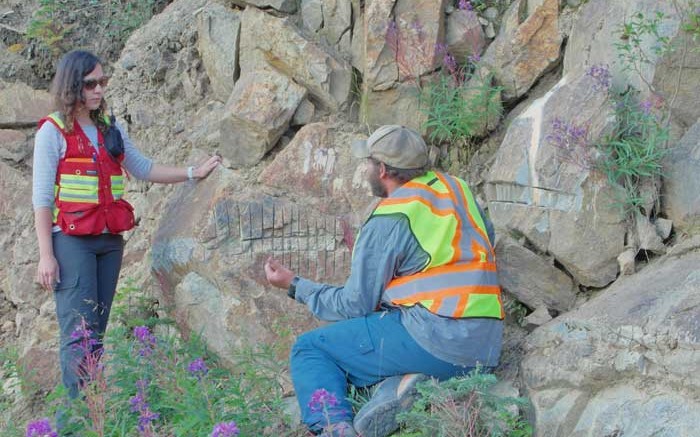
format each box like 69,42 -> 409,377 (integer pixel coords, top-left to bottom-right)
397,370 -> 532,437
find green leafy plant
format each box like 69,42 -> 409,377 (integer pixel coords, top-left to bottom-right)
614,11 -> 674,92
596,91 -> 670,214
397,370 -> 532,437
46,323 -> 294,436
421,70 -> 502,148
503,297 -> 529,327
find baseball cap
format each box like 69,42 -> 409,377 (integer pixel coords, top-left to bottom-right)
351,125 -> 428,169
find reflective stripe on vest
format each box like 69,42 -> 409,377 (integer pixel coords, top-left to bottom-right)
374,171 -> 504,319
46,112 -> 124,207
57,174 -> 99,203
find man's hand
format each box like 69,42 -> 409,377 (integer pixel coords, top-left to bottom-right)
264,257 -> 295,289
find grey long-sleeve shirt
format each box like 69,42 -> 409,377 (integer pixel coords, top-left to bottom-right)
32,120 -> 153,211
294,214 -> 503,367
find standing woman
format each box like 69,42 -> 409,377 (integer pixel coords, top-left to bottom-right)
32,50 -> 221,398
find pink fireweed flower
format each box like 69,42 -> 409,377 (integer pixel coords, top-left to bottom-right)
211,421 -> 240,437
25,418 -> 57,437
70,322 -> 98,350
308,388 -> 340,413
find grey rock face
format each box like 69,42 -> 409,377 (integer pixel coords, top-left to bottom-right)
239,6 -> 352,111
663,120 -> 700,233
521,249 -> 700,437
486,72 -> 625,287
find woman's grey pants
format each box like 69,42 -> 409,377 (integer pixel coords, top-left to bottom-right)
52,232 -> 124,399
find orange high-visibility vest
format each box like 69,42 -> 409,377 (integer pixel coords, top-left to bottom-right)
374,171 -> 504,319
40,112 -> 135,235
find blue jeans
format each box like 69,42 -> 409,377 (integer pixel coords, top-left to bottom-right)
290,310 -> 477,432
52,232 -> 124,399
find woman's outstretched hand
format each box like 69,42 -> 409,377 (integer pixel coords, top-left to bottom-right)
193,155 -> 222,179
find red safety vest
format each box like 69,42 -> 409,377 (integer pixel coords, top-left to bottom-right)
39,113 -> 135,235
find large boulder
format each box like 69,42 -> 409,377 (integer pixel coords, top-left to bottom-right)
219,69 -> 307,168
196,2 -> 241,100
496,235 -> 576,313
521,244 -> 700,437
239,6 -> 352,111
485,71 -> 626,288
151,162 -> 369,364
363,0 -> 447,91
480,0 -> 562,101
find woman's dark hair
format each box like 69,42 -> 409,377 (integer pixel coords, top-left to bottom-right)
50,50 -> 108,133
369,157 -> 429,184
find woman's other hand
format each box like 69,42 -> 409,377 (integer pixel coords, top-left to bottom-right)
37,255 -> 60,291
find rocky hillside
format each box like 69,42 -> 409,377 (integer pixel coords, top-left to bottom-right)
1,0 -> 699,435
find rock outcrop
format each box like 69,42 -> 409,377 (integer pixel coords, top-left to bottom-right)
522,244 -> 700,437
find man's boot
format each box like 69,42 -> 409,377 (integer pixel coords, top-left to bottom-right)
353,373 -> 428,437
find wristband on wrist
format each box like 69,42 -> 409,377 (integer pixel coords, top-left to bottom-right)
187,166 -> 194,181
287,276 -> 300,300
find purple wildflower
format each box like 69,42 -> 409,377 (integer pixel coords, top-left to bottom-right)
187,357 -> 209,378
308,388 -> 340,413
211,421 -> 240,437
129,381 -> 159,433
467,53 -> 481,64
640,99 -> 653,115
443,51 -> 459,76
546,118 -> 594,169
586,64 -> 612,91
133,326 -> 156,357
25,419 -> 57,437
458,0 -> 474,11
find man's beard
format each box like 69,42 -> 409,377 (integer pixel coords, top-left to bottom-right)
368,166 -> 388,198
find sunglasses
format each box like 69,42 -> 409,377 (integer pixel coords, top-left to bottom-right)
83,76 -> 109,90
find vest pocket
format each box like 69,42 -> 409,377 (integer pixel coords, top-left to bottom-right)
104,199 -> 136,233
57,205 -> 103,235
